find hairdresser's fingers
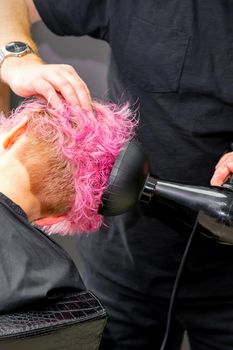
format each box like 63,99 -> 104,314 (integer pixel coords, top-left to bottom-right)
215,152 -> 233,169
35,65 -> 88,108
211,167 -> 230,186
211,161 -> 233,186
60,66 -> 92,110
46,65 -> 92,109
41,72 -> 83,108
31,64 -> 91,109
32,78 -> 62,107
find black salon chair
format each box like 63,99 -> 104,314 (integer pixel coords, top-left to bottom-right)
0,290 -> 107,350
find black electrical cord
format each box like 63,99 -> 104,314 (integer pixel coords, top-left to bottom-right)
159,217 -> 199,350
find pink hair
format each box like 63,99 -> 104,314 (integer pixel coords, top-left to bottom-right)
1,98 -> 137,235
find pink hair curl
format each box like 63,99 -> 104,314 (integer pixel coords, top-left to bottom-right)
1,98 -> 137,235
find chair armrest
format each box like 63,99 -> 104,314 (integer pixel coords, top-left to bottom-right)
0,290 -> 107,350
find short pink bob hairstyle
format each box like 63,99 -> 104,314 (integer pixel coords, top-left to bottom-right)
1,98 -> 137,235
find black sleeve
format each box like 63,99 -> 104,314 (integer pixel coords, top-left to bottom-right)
0,200 -> 83,313
33,0 -> 111,40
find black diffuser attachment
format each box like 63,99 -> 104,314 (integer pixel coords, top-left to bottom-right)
99,140 -> 149,216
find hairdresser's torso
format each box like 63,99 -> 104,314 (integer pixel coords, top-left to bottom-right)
36,0 -> 233,300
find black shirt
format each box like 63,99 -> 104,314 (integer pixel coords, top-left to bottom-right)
0,192 -> 82,313
34,0 -> 233,298
34,0 -> 233,182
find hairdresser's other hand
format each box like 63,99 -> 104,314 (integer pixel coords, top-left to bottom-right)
210,151 -> 233,186
1,54 -> 92,110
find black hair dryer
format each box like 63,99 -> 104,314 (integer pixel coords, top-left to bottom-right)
99,140 -> 233,245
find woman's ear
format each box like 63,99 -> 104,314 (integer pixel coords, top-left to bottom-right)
3,116 -> 29,149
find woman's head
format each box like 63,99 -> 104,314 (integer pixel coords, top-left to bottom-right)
1,98 -> 137,235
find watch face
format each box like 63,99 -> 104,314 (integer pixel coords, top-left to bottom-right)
5,41 -> 28,53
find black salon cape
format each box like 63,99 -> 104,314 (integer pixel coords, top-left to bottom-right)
0,192 -> 83,314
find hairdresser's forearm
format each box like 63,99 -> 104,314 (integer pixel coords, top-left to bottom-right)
0,0 -> 92,109
0,0 -> 38,53
0,0 -> 42,86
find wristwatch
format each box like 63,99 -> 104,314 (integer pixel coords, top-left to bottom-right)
0,41 -> 34,67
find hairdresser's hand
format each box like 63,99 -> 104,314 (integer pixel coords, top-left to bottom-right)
1,54 -> 92,110
210,151 -> 233,186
